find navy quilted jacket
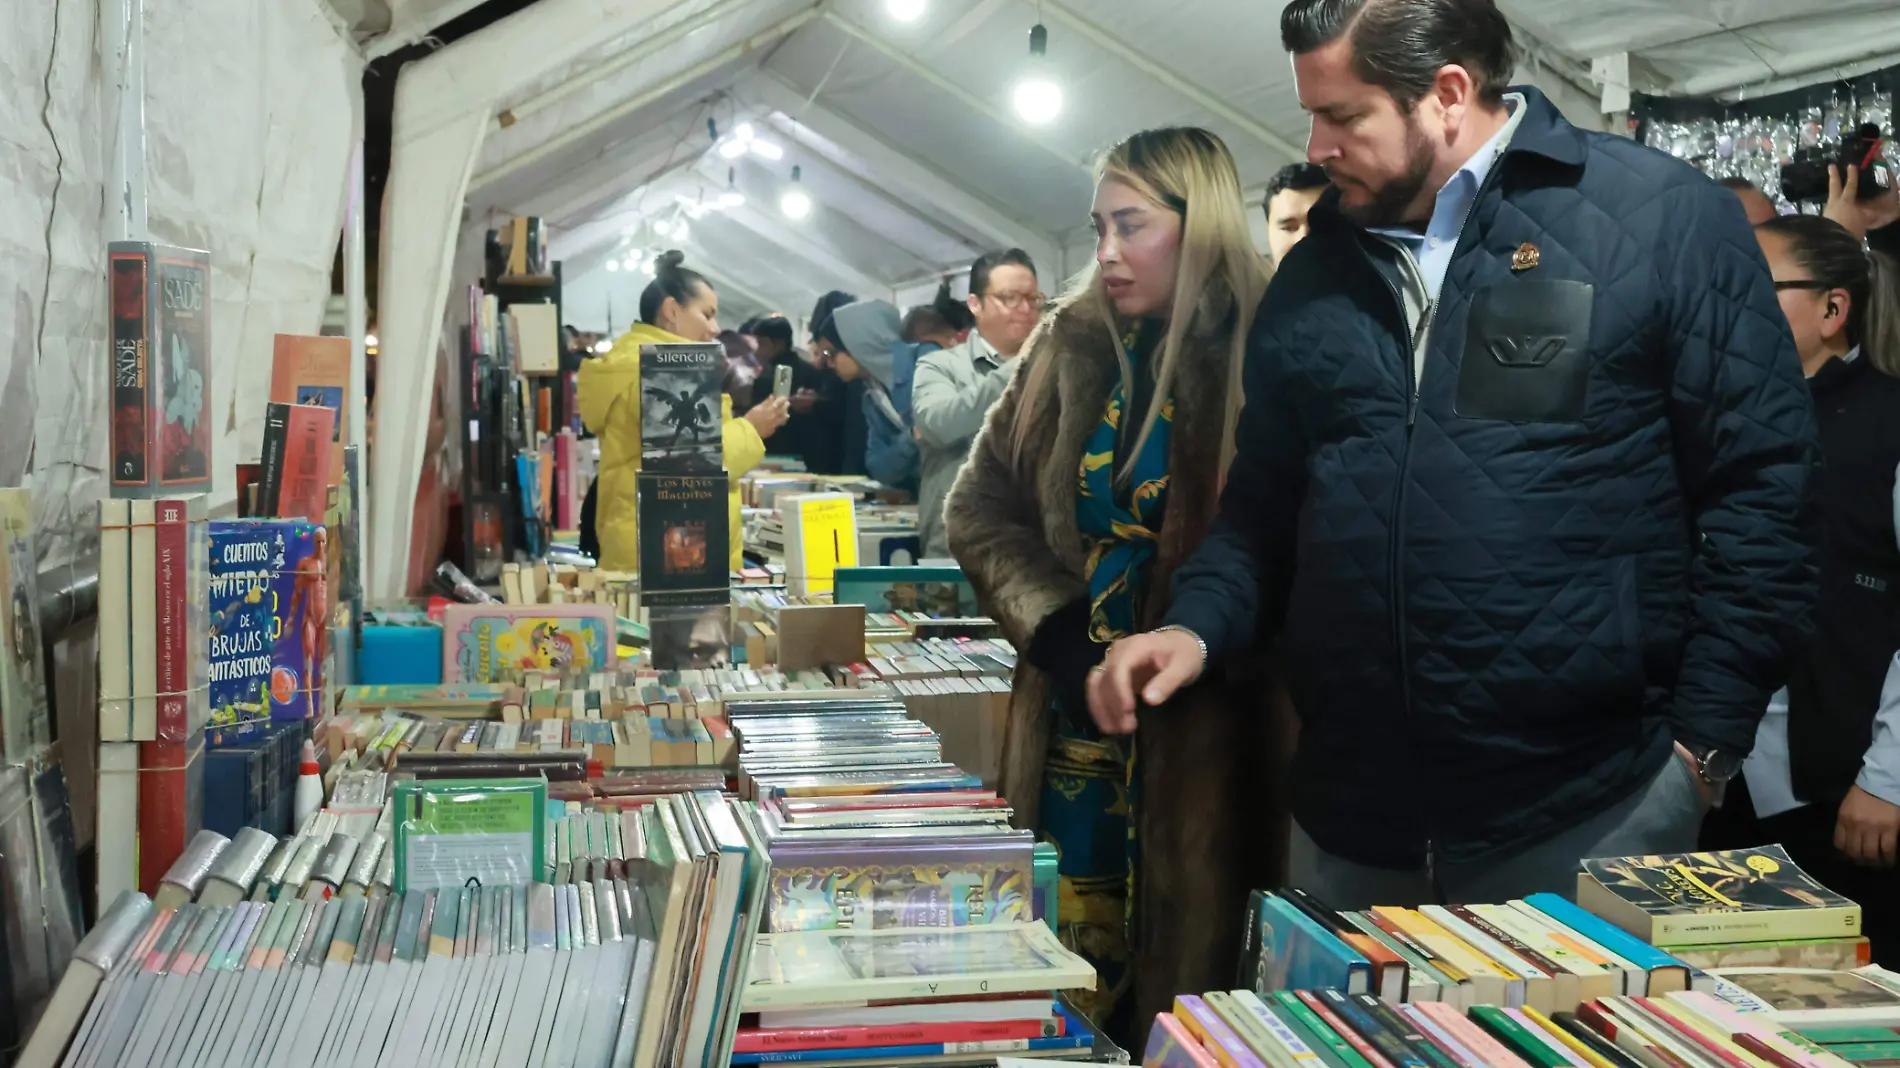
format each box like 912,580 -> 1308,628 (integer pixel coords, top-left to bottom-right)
1164,88 -> 1820,868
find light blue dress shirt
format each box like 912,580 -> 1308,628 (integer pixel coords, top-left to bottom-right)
1369,95 -> 1526,305
1742,346 -> 1900,816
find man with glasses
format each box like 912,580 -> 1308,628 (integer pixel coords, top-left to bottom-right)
913,249 -> 1043,560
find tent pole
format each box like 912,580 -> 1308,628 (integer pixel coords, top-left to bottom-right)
345,123 -> 369,587
106,0 -> 148,240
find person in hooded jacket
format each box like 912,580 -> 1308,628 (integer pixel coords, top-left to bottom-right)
577,251 -> 789,571
814,299 -> 932,491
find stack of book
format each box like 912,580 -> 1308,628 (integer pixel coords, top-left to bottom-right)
500,559 -> 635,616
638,342 -> 736,670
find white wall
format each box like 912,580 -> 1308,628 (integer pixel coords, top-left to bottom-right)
563,265 -> 650,336
0,0 -> 359,568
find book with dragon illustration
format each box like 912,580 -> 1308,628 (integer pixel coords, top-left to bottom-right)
441,603 -> 615,684
107,243 -> 212,496
764,837 -> 1035,933
1579,844 -> 1863,946
207,519 -> 325,725
639,343 -> 725,474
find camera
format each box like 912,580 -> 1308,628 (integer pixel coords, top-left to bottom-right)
1780,123 -> 1893,203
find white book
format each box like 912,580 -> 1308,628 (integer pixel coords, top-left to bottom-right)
257,900 -> 339,1068
282,897 -> 368,1068
631,805 -> 692,1068
705,802 -> 773,1068
1420,904 -> 1540,1009
225,901 -> 318,1068
1507,898 -> 1648,996
365,890 -> 436,1067
450,888 -> 505,1068
611,883 -> 658,1068
658,797 -> 714,1068
411,889 -> 471,1068
97,499 -> 131,743
493,885 -> 558,1068
424,889 -> 483,1068
95,743 -> 140,910
382,889 -> 460,1068
543,884 -> 603,1068
155,906 -> 244,1068
60,896 -> 161,1068
756,996 -> 1065,1030
117,905 -> 212,1068
474,887 -> 529,1068
191,904 -> 272,1068
131,498 -> 158,740
344,889 -> 424,1068
200,901 -> 293,1068
523,885 -> 580,1068
577,882 -> 635,1068
740,923 -> 1096,1012
15,890 -> 151,1068
312,896 -> 388,1068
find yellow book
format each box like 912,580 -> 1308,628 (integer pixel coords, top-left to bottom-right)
1373,906 -> 1514,1007
785,493 -> 858,596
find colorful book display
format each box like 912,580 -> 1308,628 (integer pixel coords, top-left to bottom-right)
207,519 -> 326,725
439,603 -> 616,684
106,242 -> 213,498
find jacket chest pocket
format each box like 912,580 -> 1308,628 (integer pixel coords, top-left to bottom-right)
1454,279 -> 1595,423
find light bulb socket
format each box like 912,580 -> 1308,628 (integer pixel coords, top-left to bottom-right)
792,165 -> 802,183
707,117 -> 719,141
1028,22 -> 1048,57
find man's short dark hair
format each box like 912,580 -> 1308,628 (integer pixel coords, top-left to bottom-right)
1280,0 -> 1517,108
969,249 -> 1038,298
1266,163 -> 1331,200
1717,177 -> 1763,194
751,314 -> 794,349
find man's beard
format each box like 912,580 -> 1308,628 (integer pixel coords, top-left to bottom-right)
1333,118 -> 1435,229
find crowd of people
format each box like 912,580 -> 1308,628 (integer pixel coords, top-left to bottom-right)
567,0 -> 1900,1047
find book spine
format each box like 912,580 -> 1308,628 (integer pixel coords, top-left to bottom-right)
1318,990 -> 1431,1068
1526,894 -> 1688,989
138,733 -> 203,894
98,500 -> 131,741
732,1019 -> 1055,1054
259,403 -> 291,518
1416,1002 -> 1532,1068
1300,992 -> 1398,1068
1469,1006 -> 1573,1068
109,245 -> 153,491
155,500 -> 188,741
1353,994 -> 1465,1068
132,499 -> 158,740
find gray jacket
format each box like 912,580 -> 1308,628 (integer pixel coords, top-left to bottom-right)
911,334 -> 1018,559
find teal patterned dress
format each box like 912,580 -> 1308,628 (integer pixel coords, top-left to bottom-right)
1039,328 -> 1171,1035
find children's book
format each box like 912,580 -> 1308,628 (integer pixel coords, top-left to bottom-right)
208,519 -> 326,725
440,604 -> 615,683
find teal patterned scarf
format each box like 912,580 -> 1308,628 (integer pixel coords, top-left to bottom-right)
1076,336 -> 1173,642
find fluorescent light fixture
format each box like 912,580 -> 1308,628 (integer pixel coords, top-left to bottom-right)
605,260 -> 619,272
718,138 -> 748,159
654,219 -> 673,236
750,139 -> 784,161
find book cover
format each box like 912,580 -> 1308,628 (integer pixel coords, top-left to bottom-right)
208,519 -> 325,725
831,566 -> 977,618
152,248 -> 212,489
639,343 -> 725,474
1579,846 -> 1863,947
1666,937 -> 1871,972
646,590 -> 731,671
269,334 -> 350,485
137,732 -> 206,895
784,494 -> 859,597
1707,968 -> 1900,1026
440,604 -> 615,684
257,403 -> 290,518
1146,1011 -> 1222,1068
108,246 -> 153,491
264,403 -> 335,523
763,838 -> 1034,932
0,490 -> 48,762
638,474 -> 729,593
1241,890 -> 1373,997
738,922 -> 1096,1011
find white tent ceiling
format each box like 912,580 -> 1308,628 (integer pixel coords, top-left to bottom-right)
349,0 -> 1900,595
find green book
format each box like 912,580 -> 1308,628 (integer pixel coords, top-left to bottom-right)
1799,1028 -> 1900,1045
1470,1005 -> 1571,1068
1272,990 -> 1377,1068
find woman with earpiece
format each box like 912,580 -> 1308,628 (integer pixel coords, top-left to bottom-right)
578,250 -> 790,572
943,128 -> 1288,1043
1702,215 -> 1900,962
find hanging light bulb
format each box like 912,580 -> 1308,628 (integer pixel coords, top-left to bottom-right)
654,218 -> 673,237
718,137 -> 748,160
626,247 -> 644,262
780,165 -> 812,220
887,0 -> 926,21
1012,22 -> 1063,124
605,260 -> 620,272
734,123 -> 756,142
719,167 -> 746,209
623,256 -> 640,271
641,259 -> 657,277
365,332 -> 379,349
673,220 -> 690,242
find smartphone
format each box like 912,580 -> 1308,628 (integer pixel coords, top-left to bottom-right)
773,364 -> 795,400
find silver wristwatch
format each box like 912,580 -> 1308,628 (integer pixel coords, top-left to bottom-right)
1154,625 -> 1208,672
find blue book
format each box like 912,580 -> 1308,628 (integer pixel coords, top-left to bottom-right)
731,1033 -> 1090,1064
208,519 -> 324,724
1239,890 -> 1372,996
1523,892 -> 1692,992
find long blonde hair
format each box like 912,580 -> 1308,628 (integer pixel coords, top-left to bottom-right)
1010,127 -> 1272,479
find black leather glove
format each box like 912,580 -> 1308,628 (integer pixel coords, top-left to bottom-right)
1027,596 -> 1107,723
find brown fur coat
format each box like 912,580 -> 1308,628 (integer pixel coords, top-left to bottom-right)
944,292 -> 1289,1040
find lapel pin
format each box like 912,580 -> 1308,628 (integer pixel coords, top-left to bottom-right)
1511,242 -> 1540,271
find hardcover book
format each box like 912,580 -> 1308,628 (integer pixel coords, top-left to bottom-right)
107,243 -> 212,497
0,490 -> 49,762
440,604 -> 615,684
645,590 -> 731,671
831,566 -> 977,618
208,519 -> 326,725
268,334 -> 350,485
258,402 -> 335,523
1579,845 -> 1863,946
763,838 -> 1035,932
639,343 -> 725,474
637,473 -> 728,592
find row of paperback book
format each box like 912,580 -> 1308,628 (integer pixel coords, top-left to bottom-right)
1146,972 -> 1900,1068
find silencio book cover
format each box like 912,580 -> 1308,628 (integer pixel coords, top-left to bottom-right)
639,343 -> 725,474
637,473 -> 728,592
107,242 -> 212,497
208,518 -> 326,725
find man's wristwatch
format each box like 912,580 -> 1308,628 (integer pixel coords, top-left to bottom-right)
1686,744 -> 1744,788
1154,625 -> 1208,672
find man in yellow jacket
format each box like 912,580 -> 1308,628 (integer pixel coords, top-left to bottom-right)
578,309 -> 789,573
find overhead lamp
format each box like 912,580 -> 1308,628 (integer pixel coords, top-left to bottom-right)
364,332 -> 379,349
626,247 -> 644,262
605,260 -> 620,272
673,220 -> 690,242
1012,22 -> 1062,125
641,258 -> 657,277
718,137 -> 748,160
719,167 -> 746,209
716,121 -> 783,161
887,0 -> 926,21
594,338 -> 613,354
654,218 -> 674,237
780,165 -> 812,220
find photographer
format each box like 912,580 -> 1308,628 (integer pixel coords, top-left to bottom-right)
1827,163 -> 1900,257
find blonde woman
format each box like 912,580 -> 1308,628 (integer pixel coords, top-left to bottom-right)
944,128 -> 1287,1043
